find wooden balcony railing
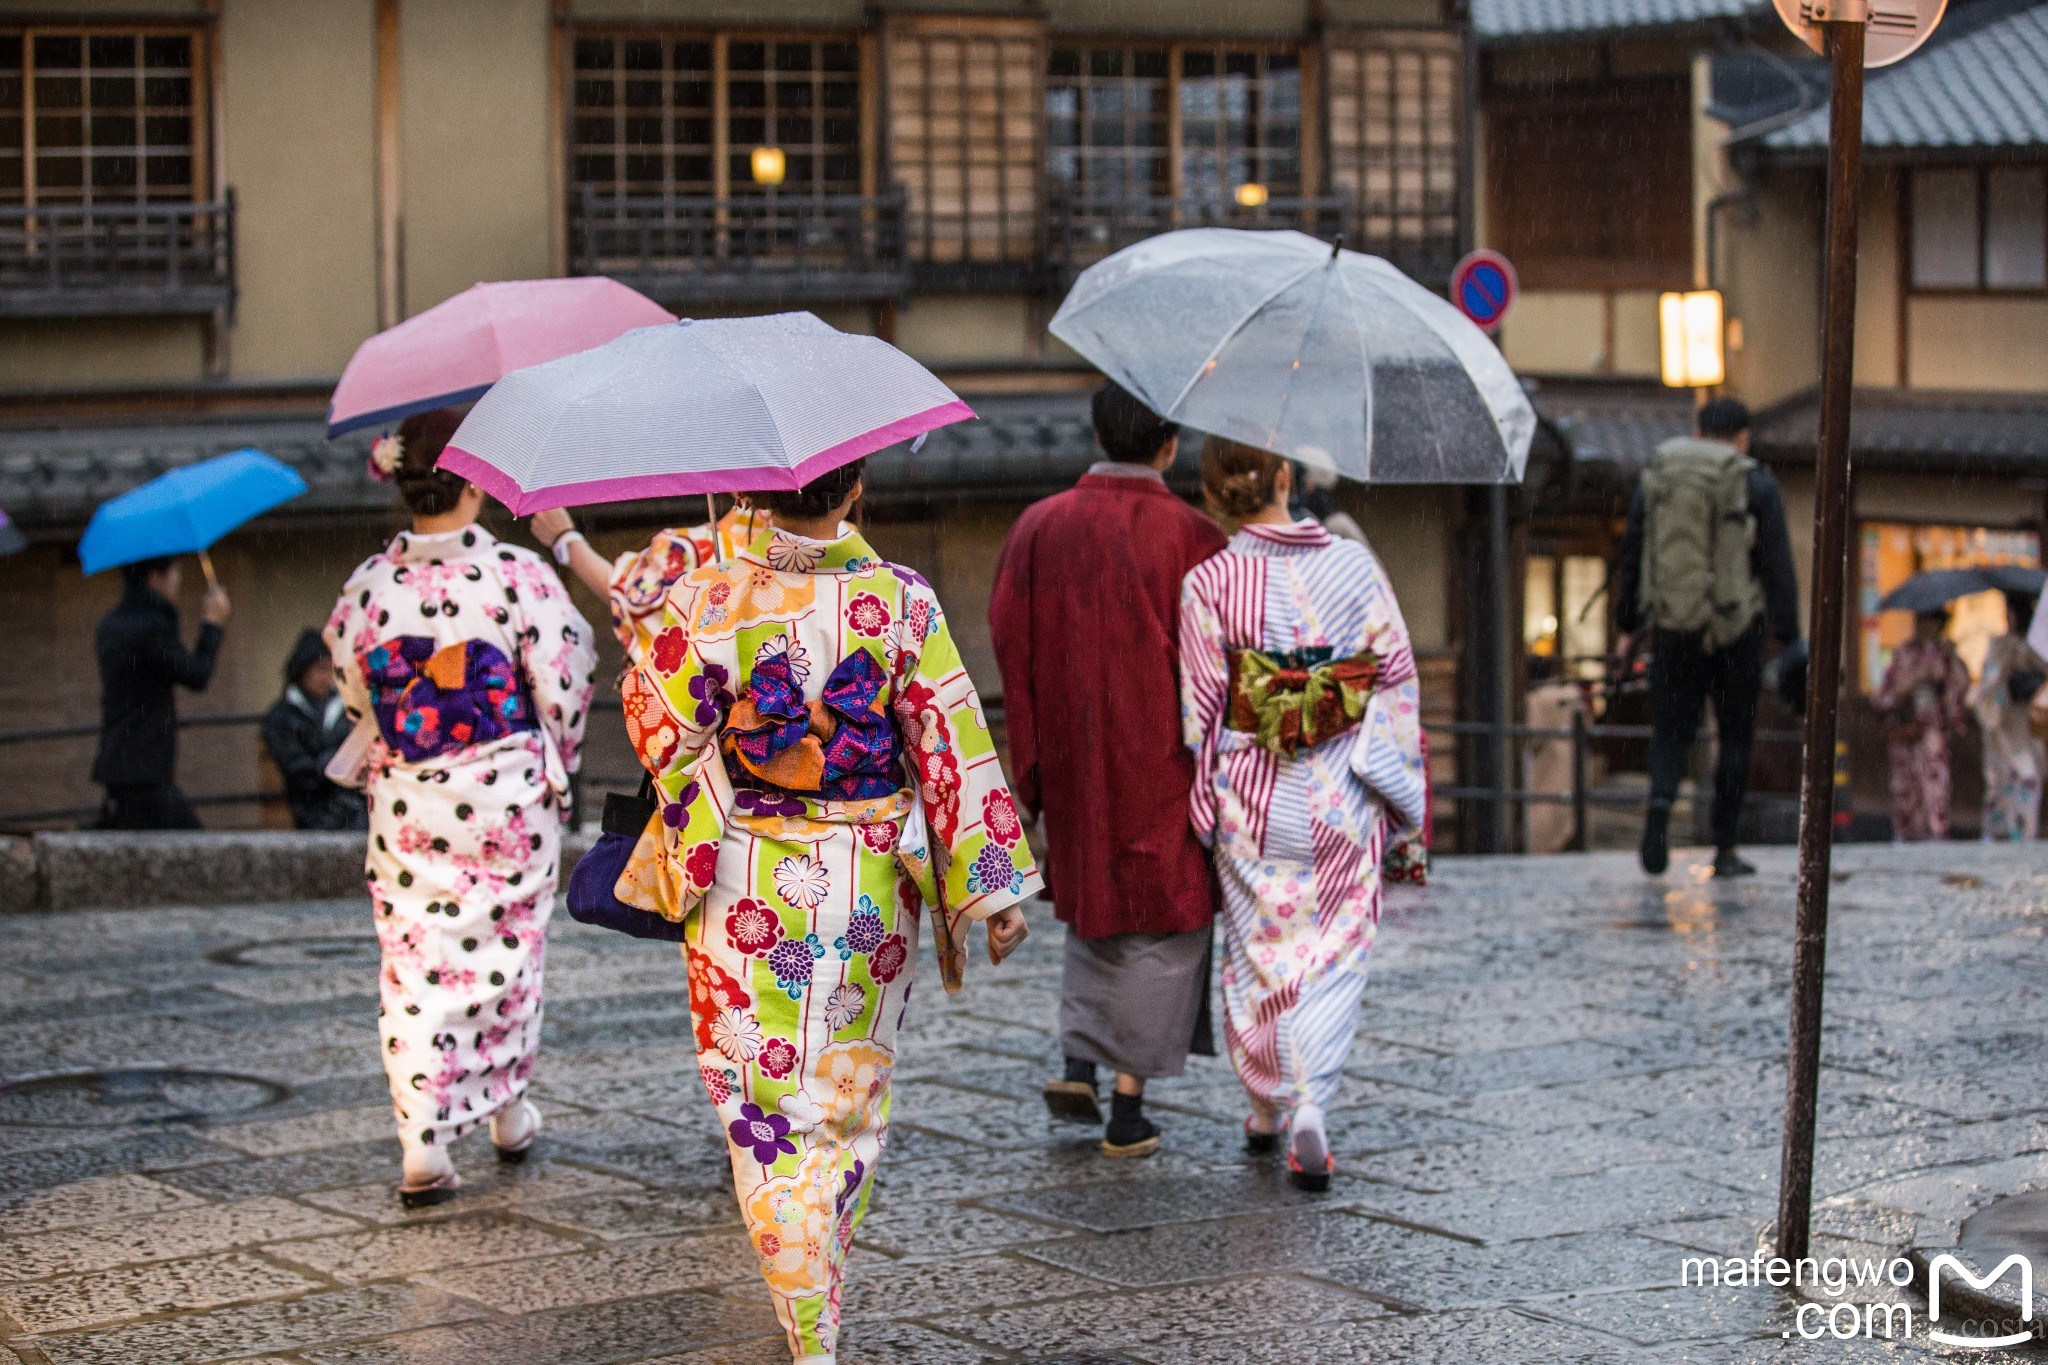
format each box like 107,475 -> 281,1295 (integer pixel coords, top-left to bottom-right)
0,195 -> 236,319
1047,189 -> 1460,290
571,187 -> 910,306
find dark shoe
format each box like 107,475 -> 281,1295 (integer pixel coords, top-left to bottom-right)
397,1170 -> 460,1210
1102,1092 -> 1161,1159
1712,849 -> 1757,879
1244,1116 -> 1280,1156
1640,802 -> 1671,875
1043,1079 -> 1104,1125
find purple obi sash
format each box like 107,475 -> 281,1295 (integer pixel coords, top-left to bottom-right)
364,636 -> 535,764
721,649 -> 901,801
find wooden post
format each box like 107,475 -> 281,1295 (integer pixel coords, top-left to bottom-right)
1777,12 -> 1865,1265
375,0 -> 404,328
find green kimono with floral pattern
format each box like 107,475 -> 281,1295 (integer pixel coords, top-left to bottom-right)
622,524 -> 1041,1360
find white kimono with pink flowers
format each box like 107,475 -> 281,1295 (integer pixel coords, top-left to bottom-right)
324,524 -> 596,1158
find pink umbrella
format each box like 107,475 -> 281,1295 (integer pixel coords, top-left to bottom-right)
327,278 -> 674,437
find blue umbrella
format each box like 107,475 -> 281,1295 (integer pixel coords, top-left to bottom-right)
78,449 -> 308,576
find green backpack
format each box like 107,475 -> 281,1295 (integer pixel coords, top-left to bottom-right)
1637,437 -> 1762,652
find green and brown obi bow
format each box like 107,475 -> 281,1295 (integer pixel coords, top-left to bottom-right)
1224,645 -> 1382,757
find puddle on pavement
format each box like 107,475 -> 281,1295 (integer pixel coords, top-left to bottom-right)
0,1067 -> 289,1127
1609,886 -> 1750,933
207,936 -> 379,969
1960,1191 -> 2048,1262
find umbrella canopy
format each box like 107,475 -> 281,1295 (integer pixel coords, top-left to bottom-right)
0,508 -> 24,557
77,449 -> 307,575
328,278 -> 675,437
439,312 -> 974,514
1878,565 -> 2046,613
1049,228 -> 1536,484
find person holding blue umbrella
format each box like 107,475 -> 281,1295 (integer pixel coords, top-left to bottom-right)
91,554 -> 231,829
80,448 -> 304,830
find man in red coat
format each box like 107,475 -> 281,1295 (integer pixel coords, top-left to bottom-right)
989,381 -> 1226,1158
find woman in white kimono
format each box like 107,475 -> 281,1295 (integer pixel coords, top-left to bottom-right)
1180,437 -> 1426,1192
324,407 -> 597,1206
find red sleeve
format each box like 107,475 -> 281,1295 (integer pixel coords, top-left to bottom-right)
988,510 -> 1041,814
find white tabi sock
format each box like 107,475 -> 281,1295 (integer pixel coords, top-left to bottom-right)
401,1142 -> 453,1188
491,1098 -> 541,1152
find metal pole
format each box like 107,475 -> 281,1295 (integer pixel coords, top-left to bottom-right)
1488,482 -> 1512,852
1777,15 -> 1865,1264
1571,706 -> 1590,853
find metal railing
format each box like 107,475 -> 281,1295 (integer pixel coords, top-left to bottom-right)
0,194 -> 236,318
1046,188 -> 1460,287
570,186 -> 909,306
1426,715 -> 1806,853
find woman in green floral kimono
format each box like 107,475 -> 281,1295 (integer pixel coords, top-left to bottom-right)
622,458 -> 1037,1363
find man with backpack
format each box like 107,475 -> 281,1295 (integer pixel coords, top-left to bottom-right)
1614,398 -> 1800,878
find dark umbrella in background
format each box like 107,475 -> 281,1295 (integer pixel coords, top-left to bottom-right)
1877,565 -> 2046,613
0,508 -> 24,557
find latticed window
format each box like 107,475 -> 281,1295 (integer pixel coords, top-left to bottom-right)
571,32 -> 862,202
0,27 -> 202,206
1325,32 -> 1460,275
884,17 -> 1039,268
1045,43 -> 1302,202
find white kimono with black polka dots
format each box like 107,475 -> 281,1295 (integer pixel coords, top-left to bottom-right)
324,524 -> 595,1155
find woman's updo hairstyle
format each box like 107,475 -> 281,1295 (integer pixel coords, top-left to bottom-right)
392,407 -> 470,517
1200,435 -> 1285,519
752,457 -> 865,521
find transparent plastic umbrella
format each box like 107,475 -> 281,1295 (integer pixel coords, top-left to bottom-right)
1049,228 -> 1535,484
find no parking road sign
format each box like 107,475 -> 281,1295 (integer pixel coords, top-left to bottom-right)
1451,250 -> 1518,331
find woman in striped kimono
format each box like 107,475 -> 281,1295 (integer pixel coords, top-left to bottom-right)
1179,438 -> 1426,1192
324,408 -> 597,1206
622,458 -> 1037,1363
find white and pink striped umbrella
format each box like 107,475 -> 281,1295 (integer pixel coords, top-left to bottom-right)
438,312 -> 973,514
328,278 -> 674,437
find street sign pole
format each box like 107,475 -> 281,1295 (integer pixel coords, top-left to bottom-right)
1776,9 -> 1867,1265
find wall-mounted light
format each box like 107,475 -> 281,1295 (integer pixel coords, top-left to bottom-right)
1659,289 -> 1725,389
750,146 -> 787,188
1233,182 -> 1269,208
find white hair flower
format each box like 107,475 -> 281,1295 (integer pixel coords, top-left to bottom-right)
368,433 -> 404,483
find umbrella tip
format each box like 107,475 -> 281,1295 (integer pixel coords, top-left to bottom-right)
1330,234 -> 1344,261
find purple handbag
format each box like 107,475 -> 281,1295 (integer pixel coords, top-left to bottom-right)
566,779 -> 686,942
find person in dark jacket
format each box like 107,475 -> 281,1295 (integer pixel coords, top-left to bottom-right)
1613,398 -> 1801,879
262,628 -> 367,831
92,556 -> 230,829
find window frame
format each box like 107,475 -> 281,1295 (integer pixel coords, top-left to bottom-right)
1043,36 -> 1312,204
0,21 -> 212,210
1904,161 -> 2048,297
567,24 -> 874,208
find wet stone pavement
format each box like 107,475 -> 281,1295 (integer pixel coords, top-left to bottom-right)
2,843 -> 2047,1363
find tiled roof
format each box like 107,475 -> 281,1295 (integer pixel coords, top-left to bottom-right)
1527,382 -> 1698,486
0,394 -> 1118,535
1475,0 -> 1765,41
1752,387 -> 2048,472
1756,0 -> 2048,153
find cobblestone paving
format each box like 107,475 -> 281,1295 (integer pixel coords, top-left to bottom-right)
2,843 -> 2047,1362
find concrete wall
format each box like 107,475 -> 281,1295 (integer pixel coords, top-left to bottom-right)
1853,168 -> 1900,387
1722,165 -> 1821,408
1907,297 -> 2048,391
220,0 -> 381,380
401,0 -> 555,317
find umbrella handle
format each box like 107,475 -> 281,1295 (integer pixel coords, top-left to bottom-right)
198,549 -> 220,592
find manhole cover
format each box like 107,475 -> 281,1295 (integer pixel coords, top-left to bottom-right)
209,935 -> 379,969
0,1067 -> 289,1127
1961,1191 -> 2048,1262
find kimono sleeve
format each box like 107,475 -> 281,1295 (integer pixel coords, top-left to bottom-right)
622,575 -> 734,920
515,556 -> 599,777
607,526 -> 703,654
1347,560 -> 1427,833
1178,567 -> 1231,846
320,562 -> 386,788
893,584 -> 1044,928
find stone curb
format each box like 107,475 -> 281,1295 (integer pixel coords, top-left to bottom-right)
1,831 -> 599,913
